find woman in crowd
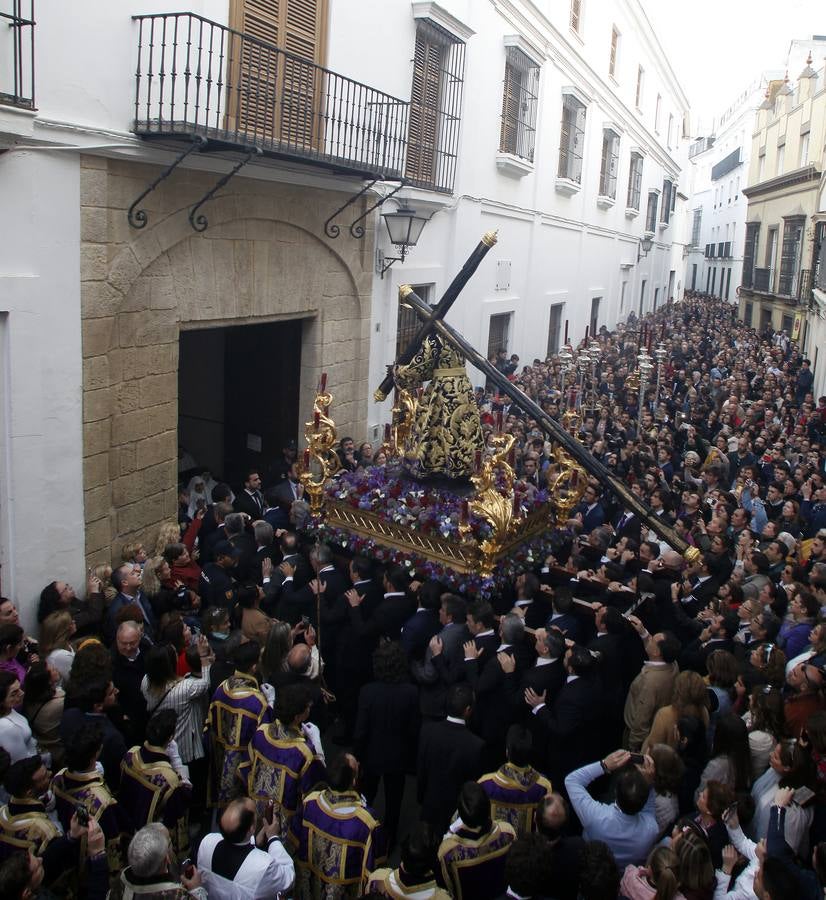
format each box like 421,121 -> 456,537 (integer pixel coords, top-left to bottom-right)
644,671 -> 709,751
697,713 -> 752,796
38,611 -> 75,689
619,845 -> 687,900
778,591 -> 820,661
705,650 -> 737,746
235,585 -> 273,649
22,660 -> 65,769
670,819 -> 716,900
750,739 -> 815,851
649,743 -> 686,836
0,671 -> 36,762
157,614 -> 194,677
0,624 -> 28,686
260,620 -> 293,685
141,639 -> 213,770
140,555 -> 183,619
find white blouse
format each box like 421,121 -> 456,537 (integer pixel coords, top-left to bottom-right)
0,710 -> 38,762
141,664 -> 211,763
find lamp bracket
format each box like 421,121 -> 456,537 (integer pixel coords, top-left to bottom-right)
324,178 -> 378,239
349,180 -> 405,239
376,248 -> 405,278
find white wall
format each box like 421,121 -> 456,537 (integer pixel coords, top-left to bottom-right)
0,151 -> 85,630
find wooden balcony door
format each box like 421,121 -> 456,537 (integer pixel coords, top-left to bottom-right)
227,0 -> 328,149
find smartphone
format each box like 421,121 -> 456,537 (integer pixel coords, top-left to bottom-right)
181,858 -> 195,879
722,801 -> 738,822
300,615 -> 311,627
628,753 -> 645,766
75,804 -> 90,827
793,786 -> 815,806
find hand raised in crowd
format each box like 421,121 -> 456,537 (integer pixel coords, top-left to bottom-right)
601,749 -> 631,772
280,560 -> 296,578
86,818 -> 106,860
309,578 -> 326,596
305,624 -> 317,647
524,687 -> 546,709
262,557 -> 273,579
345,588 -> 362,608
463,640 -> 480,660
721,845 -> 740,876
497,651 -> 516,674
773,786 -> 795,808
429,635 -> 443,657
87,571 -> 101,595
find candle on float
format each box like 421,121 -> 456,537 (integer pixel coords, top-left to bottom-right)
303,449 -> 310,469
496,409 -> 503,432
570,469 -> 578,488
564,319 -> 569,343
313,410 -> 320,429
474,449 -> 482,473
460,500 -> 469,523
584,325 -> 589,342
384,423 -> 391,440
319,372 -> 327,392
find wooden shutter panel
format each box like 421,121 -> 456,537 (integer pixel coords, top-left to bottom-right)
406,31 -> 443,185
227,0 -> 326,147
500,61 -> 520,154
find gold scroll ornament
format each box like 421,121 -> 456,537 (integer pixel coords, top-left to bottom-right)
298,387 -> 341,514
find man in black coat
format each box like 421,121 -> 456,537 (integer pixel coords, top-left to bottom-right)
417,683 -> 484,832
512,572 -> 552,630
464,600 -> 500,670
400,581 -> 442,663
110,622 -> 148,747
524,645 -> 602,788
233,468 -> 265,519
463,613 -> 529,767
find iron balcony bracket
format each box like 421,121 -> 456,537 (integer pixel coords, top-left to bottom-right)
188,146 -> 263,232
349,180 -> 405,239
127,135 -> 207,229
323,178 -> 378,239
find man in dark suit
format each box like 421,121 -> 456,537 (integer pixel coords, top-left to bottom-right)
672,552 -> 720,622
588,605 -> 629,753
200,501 -> 233,565
568,484 -> 606,535
279,543 -> 348,639
272,463 -> 304,510
613,508 -> 642,545
262,531 -> 312,613
524,645 -> 601,788
233,468 -> 265,519
252,520 -> 279,584
401,581 -> 442,662
417,683 -> 484,832
512,573 -> 551,630
464,613 -> 529,767
544,586 -> 584,644
513,628 -> 565,767
105,564 -> 155,643
412,594 -> 470,720
465,600 -> 500,670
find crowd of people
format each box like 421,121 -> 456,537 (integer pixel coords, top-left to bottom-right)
0,292 -> 825,899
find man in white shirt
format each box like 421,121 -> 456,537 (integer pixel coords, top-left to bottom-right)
197,797 -> 294,900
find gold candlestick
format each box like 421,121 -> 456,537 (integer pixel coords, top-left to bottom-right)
469,433 -> 520,577
298,385 -> 341,515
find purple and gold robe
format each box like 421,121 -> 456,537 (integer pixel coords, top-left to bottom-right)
244,719 -> 326,837
293,788 -> 384,899
477,762 -> 552,835
205,672 -> 272,807
366,867 -> 452,899
52,767 -> 132,875
437,822 -> 516,900
0,797 -> 61,860
119,744 -> 192,858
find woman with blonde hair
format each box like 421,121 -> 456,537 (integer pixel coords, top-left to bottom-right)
670,820 -> 715,900
39,610 -> 76,686
154,521 -> 184,557
91,563 -> 117,605
620,845 -> 684,900
644,671 -> 710,751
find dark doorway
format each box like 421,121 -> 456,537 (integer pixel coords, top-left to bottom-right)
178,319 -> 303,490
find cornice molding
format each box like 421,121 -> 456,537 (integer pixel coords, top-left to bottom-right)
412,2 -> 475,41
742,164 -> 820,199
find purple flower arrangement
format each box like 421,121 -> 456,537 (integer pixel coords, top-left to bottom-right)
321,463 -> 557,598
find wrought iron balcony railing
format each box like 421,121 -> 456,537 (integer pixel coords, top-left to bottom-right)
753,267 -> 773,292
132,12 -> 409,181
0,1 -> 35,109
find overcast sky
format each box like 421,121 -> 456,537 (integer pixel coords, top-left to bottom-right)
641,0 -> 823,131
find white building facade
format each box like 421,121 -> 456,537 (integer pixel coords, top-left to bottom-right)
683,77 -> 773,303
0,0 -> 689,624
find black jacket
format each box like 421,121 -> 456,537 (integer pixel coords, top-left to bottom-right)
417,719 -> 484,830
354,681 -> 420,776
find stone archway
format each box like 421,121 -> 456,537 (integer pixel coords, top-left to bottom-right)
81,158 -> 374,564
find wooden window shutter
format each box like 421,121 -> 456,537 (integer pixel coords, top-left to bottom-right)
405,29 -> 443,185
228,0 -> 327,146
500,61 -> 520,154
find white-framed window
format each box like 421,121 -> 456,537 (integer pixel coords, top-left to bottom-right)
667,113 -> 674,148
626,151 -> 643,209
499,45 -> 541,162
777,144 -> 785,176
799,131 -> 810,167
690,208 -> 702,247
598,128 -> 620,199
487,312 -> 512,358
558,92 -> 587,183
609,26 -> 619,77
635,65 -> 644,109
570,0 -> 582,34
654,94 -> 661,132
645,190 -> 659,232
547,304 -> 565,356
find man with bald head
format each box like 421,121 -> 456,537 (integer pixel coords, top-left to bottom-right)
197,796 -> 294,899
111,621 -> 148,746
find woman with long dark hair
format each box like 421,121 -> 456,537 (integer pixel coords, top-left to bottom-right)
22,661 -> 65,769
697,713 -> 752,796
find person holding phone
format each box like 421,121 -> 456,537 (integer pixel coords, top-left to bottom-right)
114,823 -> 207,899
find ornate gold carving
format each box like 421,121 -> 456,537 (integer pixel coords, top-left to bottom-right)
481,230 -> 499,247
683,546 -> 702,565
373,388 -> 387,403
298,386 -> 341,514
547,445 -> 588,522
399,284 -> 414,300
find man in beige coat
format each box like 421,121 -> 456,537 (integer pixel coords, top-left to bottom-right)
622,616 -> 680,751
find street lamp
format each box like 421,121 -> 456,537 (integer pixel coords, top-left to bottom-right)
377,205 -> 429,278
637,235 -> 654,262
